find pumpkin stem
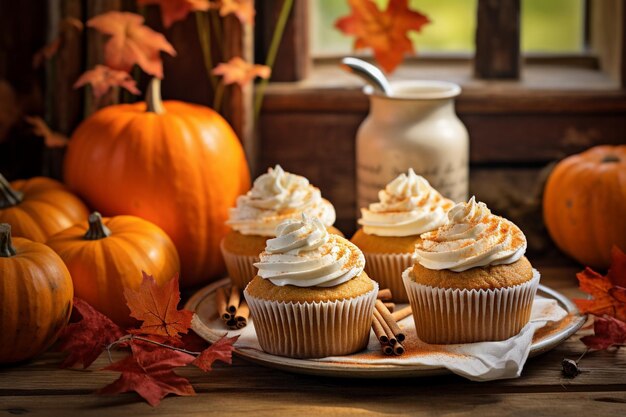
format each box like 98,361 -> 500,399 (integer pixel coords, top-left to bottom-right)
0,173 -> 24,209
84,212 -> 111,240
602,155 -> 620,163
0,223 -> 17,257
146,78 -> 165,115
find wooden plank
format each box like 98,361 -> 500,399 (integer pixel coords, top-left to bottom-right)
474,0 -> 521,79
256,0 -> 310,82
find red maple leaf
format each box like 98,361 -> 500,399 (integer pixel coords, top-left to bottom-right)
574,246 -> 626,321
98,340 -> 195,406
139,0 -> 210,28
74,65 -> 141,99
56,298 -> 125,369
212,57 -> 270,87
125,272 -> 194,338
192,335 -> 239,371
581,315 -> 626,350
335,0 -> 430,73
87,11 -> 176,78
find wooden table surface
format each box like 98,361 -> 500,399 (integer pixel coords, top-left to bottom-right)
1,266 -> 625,417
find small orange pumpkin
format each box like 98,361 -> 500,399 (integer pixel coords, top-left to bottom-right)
46,212 -> 180,327
64,79 -> 250,287
543,145 -> 626,269
0,223 -> 73,363
0,173 -> 89,242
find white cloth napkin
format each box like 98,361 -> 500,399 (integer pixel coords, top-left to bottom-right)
230,296 -> 568,381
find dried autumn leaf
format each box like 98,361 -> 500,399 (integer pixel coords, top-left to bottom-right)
87,11 -> 176,78
580,315 -> 626,350
125,272 -> 194,338
74,65 -> 141,99
24,116 -> 70,148
335,0 -> 430,73
56,297 -> 126,369
212,57 -> 271,87
99,340 -> 195,406
192,335 -> 238,371
608,246 -> 626,288
574,248 -> 626,322
139,0 -> 210,28
217,0 -> 255,25
33,17 -> 84,68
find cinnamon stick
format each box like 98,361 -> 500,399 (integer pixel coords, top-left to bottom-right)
215,287 -> 230,321
227,285 -> 241,314
226,318 -> 238,329
371,315 -> 389,344
383,302 -> 395,312
373,309 -> 397,346
393,342 -> 405,356
375,300 -> 405,342
235,300 -> 250,328
382,344 -> 394,355
391,306 -> 412,322
377,288 -> 392,301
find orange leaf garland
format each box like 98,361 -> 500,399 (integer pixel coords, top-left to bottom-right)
335,0 -> 430,73
574,246 -> 626,322
87,12 -> 176,78
212,57 -> 270,87
139,0 -> 210,28
125,272 -> 194,337
74,65 -> 141,99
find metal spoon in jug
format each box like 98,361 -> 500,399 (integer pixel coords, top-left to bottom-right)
340,57 -> 392,96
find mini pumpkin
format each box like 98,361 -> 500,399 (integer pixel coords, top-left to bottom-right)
0,223 -> 73,364
46,212 -> 180,327
0,173 -> 89,242
64,79 -> 250,287
543,145 -> 626,269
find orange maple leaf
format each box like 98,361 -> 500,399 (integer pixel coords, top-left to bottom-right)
217,0 -> 255,25
24,116 -> 70,148
139,0 -> 210,28
335,0 -> 430,73
73,65 -> 141,99
87,12 -> 176,78
33,17 -> 84,68
574,246 -> 626,321
125,272 -> 194,338
212,57 -> 270,86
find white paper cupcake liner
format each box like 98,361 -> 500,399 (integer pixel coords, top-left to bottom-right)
244,282 -> 379,358
402,267 -> 540,344
363,252 -> 414,302
220,241 -> 259,290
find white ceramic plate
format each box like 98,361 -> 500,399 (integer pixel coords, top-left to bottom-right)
186,278 -> 586,378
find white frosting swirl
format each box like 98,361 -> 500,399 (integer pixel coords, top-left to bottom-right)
227,165 -> 336,236
254,215 -> 365,287
414,196 -> 527,272
358,169 -> 454,237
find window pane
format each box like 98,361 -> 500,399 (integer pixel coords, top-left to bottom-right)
311,0 -> 585,57
521,0 -> 585,52
312,0 -> 477,56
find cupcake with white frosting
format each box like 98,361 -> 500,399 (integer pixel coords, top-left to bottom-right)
351,169 -> 454,302
403,196 -> 540,344
222,165 -> 342,289
244,214 -> 378,358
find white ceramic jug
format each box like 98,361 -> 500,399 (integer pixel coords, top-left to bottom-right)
356,80 -> 469,210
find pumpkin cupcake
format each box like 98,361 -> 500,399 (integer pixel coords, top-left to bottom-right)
222,165 -> 341,289
351,169 -> 453,302
403,196 -> 540,344
244,215 -> 378,358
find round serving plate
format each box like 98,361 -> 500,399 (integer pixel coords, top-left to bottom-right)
186,278 -> 586,378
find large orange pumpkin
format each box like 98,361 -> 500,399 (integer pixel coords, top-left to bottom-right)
0,173 -> 89,242
64,79 -> 250,287
0,223 -> 73,363
543,145 -> 626,269
46,212 -> 180,327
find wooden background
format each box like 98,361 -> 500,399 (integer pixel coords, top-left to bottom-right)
1,0 -> 625,265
